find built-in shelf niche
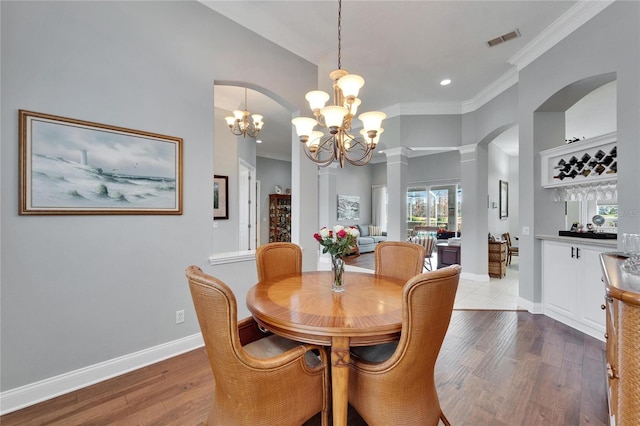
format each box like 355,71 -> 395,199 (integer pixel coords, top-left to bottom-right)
540,132 -> 617,188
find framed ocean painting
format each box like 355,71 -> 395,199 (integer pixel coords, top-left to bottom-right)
19,110 -> 183,215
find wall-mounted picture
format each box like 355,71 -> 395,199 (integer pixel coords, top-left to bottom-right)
337,194 -> 360,221
19,110 -> 183,215
213,175 -> 229,219
499,180 -> 509,219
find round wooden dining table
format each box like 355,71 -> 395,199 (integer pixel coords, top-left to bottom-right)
246,270 -> 405,426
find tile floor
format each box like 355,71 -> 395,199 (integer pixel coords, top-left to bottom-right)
454,256 -> 522,310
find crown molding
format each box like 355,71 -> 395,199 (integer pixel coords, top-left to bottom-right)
508,0 -> 615,71
461,68 -> 519,114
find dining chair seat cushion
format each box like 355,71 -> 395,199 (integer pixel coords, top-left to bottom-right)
351,341 -> 398,363
244,334 -> 321,366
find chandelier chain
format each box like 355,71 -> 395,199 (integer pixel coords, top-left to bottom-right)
337,0 -> 341,69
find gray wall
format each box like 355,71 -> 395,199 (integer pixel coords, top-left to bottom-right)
518,1 -> 640,306
1,0 -> 317,394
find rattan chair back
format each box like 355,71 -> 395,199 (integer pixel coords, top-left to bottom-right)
186,265 -> 329,425
348,265 -> 461,426
374,241 -> 426,282
256,242 -> 303,282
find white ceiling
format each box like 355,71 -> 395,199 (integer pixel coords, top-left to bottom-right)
206,1 -> 613,162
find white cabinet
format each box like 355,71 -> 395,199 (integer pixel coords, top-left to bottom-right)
542,240 -> 606,341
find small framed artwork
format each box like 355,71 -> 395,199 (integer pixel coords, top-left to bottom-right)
19,110 -> 182,215
337,194 -> 360,221
213,175 -> 229,219
499,180 -> 509,219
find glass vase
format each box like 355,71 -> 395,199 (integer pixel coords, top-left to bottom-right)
331,255 -> 345,292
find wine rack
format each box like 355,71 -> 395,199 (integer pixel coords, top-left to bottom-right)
268,194 -> 291,243
540,132 -> 617,188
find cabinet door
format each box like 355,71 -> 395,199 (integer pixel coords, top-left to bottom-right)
578,246 -> 606,333
542,241 -> 578,318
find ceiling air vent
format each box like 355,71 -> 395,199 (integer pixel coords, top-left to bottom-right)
486,29 -> 521,47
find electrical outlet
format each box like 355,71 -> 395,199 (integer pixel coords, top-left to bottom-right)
522,226 -> 530,236
176,310 -> 185,324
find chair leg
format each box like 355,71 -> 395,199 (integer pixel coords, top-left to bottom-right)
424,257 -> 432,271
440,411 -> 451,426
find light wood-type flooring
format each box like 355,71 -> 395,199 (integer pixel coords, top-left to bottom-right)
1,310 -> 607,425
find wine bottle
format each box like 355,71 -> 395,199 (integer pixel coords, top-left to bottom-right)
581,153 -> 591,162
569,156 -> 578,165
610,146 -> 617,157
553,172 -> 567,180
595,150 -> 605,160
595,164 -> 606,175
601,155 -> 613,166
581,169 -> 591,177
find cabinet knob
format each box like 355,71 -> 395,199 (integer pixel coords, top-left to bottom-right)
607,363 -> 617,380
604,332 -> 608,339
601,304 -> 606,310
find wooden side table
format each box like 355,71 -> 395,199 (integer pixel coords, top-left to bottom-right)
488,241 -> 507,278
437,243 -> 460,269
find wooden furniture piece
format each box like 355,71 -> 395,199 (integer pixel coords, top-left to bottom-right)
246,271 -> 405,426
437,242 -> 461,269
255,242 -> 302,282
488,240 -> 507,278
600,253 -> 640,425
542,238 -> 608,340
374,241 -> 425,282
348,265 -> 461,426
186,266 -> 329,426
502,232 -> 519,265
268,194 -> 291,242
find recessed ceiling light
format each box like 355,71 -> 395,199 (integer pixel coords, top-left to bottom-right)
440,79 -> 451,86
256,139 -> 262,144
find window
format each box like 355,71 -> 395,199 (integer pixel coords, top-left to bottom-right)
407,184 -> 462,234
597,203 -> 618,228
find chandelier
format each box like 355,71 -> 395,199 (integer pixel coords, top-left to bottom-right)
224,87 -> 264,138
291,0 -> 385,168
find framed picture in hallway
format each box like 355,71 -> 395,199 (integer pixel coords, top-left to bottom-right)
499,180 -> 509,219
337,194 -> 360,221
213,175 -> 229,219
19,110 -> 183,215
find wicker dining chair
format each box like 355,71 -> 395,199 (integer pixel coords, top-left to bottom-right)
374,241 -> 426,282
186,265 -> 329,426
256,242 -> 303,282
410,235 -> 437,271
502,232 -> 519,266
348,265 -> 461,426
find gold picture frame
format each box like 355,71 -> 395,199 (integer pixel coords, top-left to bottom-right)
19,110 -> 182,215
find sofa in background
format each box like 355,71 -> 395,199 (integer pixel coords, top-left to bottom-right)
355,225 -> 387,254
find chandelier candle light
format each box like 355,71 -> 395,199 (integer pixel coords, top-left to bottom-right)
292,0 -> 385,167
314,225 -> 360,292
224,87 -> 264,138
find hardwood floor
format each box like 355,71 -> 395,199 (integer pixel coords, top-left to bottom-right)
344,252 -> 374,270
1,311 -> 607,425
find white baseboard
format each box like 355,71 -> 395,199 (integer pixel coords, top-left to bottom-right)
0,333 -> 204,416
518,297 -> 543,314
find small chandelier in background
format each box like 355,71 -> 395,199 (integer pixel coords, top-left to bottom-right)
291,0 -> 385,168
225,87 -> 264,138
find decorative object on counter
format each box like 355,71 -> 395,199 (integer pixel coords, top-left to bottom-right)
592,214 -> 605,232
565,136 -> 584,144
313,225 -> 360,292
275,185 -> 282,194
622,233 -> 640,273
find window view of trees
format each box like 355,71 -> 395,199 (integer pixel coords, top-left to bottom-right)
407,184 -> 462,234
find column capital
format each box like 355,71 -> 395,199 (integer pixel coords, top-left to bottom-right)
384,147 -> 412,159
